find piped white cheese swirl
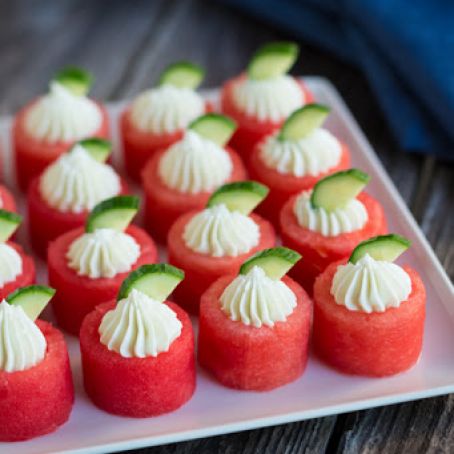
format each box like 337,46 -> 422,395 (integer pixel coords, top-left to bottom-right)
293,190 -> 368,237
99,289 -> 182,358
233,75 -> 304,122
130,85 -> 205,134
183,204 -> 259,257
158,130 -> 233,194
0,243 -> 23,286
331,254 -> 412,313
220,266 -> 296,328
261,129 -> 342,177
67,228 -> 140,279
25,81 -> 102,143
0,302 -> 46,372
40,144 -> 121,213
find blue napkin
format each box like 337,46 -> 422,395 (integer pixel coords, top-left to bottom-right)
221,0 -> 454,160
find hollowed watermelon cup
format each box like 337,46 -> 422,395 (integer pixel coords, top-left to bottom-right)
0,242 -> 36,301
80,300 -> 196,417
142,147 -> 247,243
0,320 -> 74,441
48,226 -> 158,336
313,260 -> 426,377
280,192 -> 387,294
249,139 -> 350,228
0,185 -> 17,213
220,75 -> 314,161
13,100 -> 110,192
121,100 -> 213,182
27,176 -> 129,258
198,274 -> 312,390
168,211 -> 276,314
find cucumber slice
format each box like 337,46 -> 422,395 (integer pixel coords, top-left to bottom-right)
278,104 -> 330,141
240,247 -> 301,280
0,209 -> 22,242
53,66 -> 93,96
311,169 -> 370,212
349,234 -> 411,264
85,196 -> 139,233
78,138 -> 112,163
117,264 -> 184,302
158,61 -> 205,89
188,114 -> 236,147
247,41 -> 299,80
207,181 -> 269,215
6,285 -> 56,321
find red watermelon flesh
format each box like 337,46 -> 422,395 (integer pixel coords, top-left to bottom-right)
13,98 -> 110,192
198,274 -> 312,390
0,241 -> 35,301
142,146 -> 247,243
168,211 -> 276,314
313,260 -> 426,377
280,192 -> 387,294
27,175 -> 129,258
0,184 -> 17,213
48,225 -> 158,336
80,300 -> 196,417
0,320 -> 74,441
249,140 -> 351,229
120,101 -> 212,182
220,74 -> 314,161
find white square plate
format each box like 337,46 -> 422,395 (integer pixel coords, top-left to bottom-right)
0,77 -> 453,454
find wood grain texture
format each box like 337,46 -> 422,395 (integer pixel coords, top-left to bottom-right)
0,0 -> 452,452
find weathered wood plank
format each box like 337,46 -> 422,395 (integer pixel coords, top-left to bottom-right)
419,161 -> 454,278
137,417 -> 337,454
0,0 -> 95,111
113,0 -> 284,97
335,395 -> 454,454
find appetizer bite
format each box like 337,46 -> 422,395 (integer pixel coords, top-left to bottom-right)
221,41 -> 313,159
168,181 -> 275,314
121,61 -> 210,181
80,264 -> 195,417
249,105 -> 350,226
0,286 -> 74,441
48,196 -> 157,335
13,67 -> 109,191
313,235 -> 425,376
142,113 -> 247,242
0,210 -> 35,300
280,169 -> 387,293
199,247 -> 312,390
28,138 -> 128,257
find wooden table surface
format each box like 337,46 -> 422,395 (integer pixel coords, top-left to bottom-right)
1,0 -> 453,452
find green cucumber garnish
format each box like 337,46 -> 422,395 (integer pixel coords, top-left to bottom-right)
207,181 -> 269,215
310,169 -> 370,212
86,196 -> 139,233
6,285 -> 56,321
78,138 -> 112,163
158,61 -> 205,89
278,104 -> 330,141
117,264 -> 184,302
53,66 -> 93,96
0,210 -> 22,242
247,41 -> 299,80
240,247 -> 301,280
349,234 -> 411,264
189,113 -> 236,147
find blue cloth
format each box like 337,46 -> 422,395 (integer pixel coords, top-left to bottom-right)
221,0 -> 454,160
